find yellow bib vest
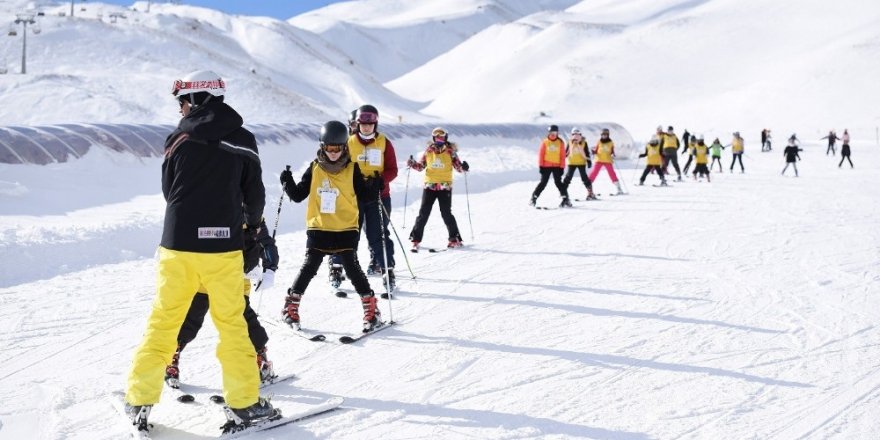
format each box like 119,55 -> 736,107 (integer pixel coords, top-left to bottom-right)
567,139 -> 588,166
348,133 -> 387,177
425,148 -> 455,185
306,162 -> 359,232
542,138 -> 565,165
732,138 -> 744,153
595,140 -> 615,164
695,144 -> 709,164
646,144 -> 662,166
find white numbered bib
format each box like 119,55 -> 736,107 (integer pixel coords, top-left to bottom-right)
366,148 -> 382,166
431,158 -> 444,169
318,188 -> 337,214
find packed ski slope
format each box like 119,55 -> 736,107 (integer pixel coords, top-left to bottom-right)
1,136 -> 878,439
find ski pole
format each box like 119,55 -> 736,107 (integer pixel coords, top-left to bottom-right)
257,165 -> 289,308
271,165 -> 290,239
380,202 -> 415,279
376,195 -> 394,323
463,170 -> 474,241
630,155 -> 642,185
613,161 -> 629,194
402,163 -> 411,229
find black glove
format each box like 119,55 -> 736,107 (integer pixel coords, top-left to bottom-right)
461,161 -> 470,172
280,169 -> 294,187
243,224 -> 260,243
365,176 -> 384,195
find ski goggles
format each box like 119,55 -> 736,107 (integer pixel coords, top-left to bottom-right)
322,144 -> 344,153
356,112 -> 378,124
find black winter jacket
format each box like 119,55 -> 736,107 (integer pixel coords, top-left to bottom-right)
160,102 -> 265,253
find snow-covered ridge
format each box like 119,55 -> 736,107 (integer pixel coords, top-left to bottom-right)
0,122 -> 633,164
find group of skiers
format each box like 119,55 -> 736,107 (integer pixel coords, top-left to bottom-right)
121,70 -> 475,434
531,123 -> 857,203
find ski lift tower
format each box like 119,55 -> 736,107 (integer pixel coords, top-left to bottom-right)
13,12 -> 37,74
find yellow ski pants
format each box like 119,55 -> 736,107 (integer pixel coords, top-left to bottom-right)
125,247 -> 259,408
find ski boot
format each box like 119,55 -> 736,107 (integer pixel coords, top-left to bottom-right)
164,344 -> 182,388
448,239 -> 463,249
529,194 -> 537,207
361,295 -> 382,332
221,397 -> 278,434
559,196 -> 572,208
328,263 -> 345,289
410,241 -> 420,253
123,402 -> 153,432
366,260 -> 382,276
660,180 -> 668,186
586,188 -> 597,200
379,268 -> 396,299
256,347 -> 276,383
615,181 -> 625,195
637,180 -> 645,186
282,290 -> 301,329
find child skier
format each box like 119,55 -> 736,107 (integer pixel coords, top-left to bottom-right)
165,218 -> 279,388
562,127 -> 597,200
692,135 -> 711,182
637,136 -> 667,186
821,130 -> 838,156
709,138 -> 725,173
661,126 -> 683,181
588,128 -> 624,195
279,120 -> 383,333
839,129 -> 853,168
730,132 -> 745,173
782,135 -> 802,176
530,124 -> 571,207
407,127 -> 469,251
681,135 -> 697,174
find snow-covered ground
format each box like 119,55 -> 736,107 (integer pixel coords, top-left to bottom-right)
2,0 -> 880,438
1,136 -> 879,439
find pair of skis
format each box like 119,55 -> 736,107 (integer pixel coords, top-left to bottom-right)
268,316 -> 394,344
111,391 -> 343,439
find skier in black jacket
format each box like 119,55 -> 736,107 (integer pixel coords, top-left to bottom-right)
123,70 -> 274,432
782,135 -> 803,176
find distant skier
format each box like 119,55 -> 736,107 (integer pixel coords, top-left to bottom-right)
709,137 -> 725,173
782,135 -> 802,176
821,130 -> 838,156
839,129 -> 853,168
637,135 -> 667,186
681,134 -> 697,174
660,126 -> 683,181
761,129 -> 773,152
407,127 -> 468,251
530,124 -> 571,207
730,132 -> 745,173
279,121 -> 383,332
588,128 -> 624,195
691,135 -> 711,182
562,127 -> 597,200
165,217 -> 280,389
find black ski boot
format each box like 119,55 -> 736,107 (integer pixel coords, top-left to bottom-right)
380,268 -> 396,299
221,397 -> 278,434
328,263 -> 345,289
529,194 -> 537,207
559,196 -> 572,208
123,402 -> 153,432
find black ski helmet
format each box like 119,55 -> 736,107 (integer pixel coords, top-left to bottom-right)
320,120 -> 350,147
548,124 -> 559,133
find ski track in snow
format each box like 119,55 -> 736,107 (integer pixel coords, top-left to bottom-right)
1,142 -> 879,439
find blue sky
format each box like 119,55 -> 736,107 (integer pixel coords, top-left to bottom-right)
98,1 -> 345,20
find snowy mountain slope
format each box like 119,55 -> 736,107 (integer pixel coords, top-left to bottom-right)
2,135 -> 880,439
386,0 -> 880,137
289,0 -> 582,82
0,1 -> 421,126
